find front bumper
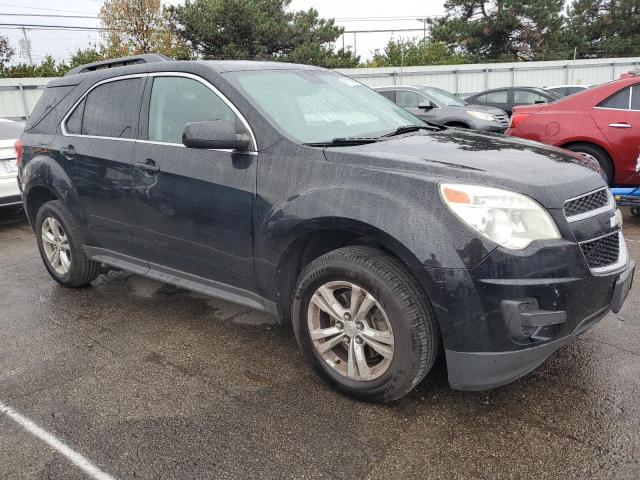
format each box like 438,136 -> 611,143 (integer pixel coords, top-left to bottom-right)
443,259 -> 635,391
0,176 -> 21,207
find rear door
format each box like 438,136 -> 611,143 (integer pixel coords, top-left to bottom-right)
57,75 -> 145,259
395,89 -> 437,122
131,73 -> 257,289
591,83 -> 640,183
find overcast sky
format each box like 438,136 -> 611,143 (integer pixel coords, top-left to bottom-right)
3,0 -> 447,65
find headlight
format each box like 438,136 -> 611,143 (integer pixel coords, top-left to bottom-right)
467,110 -> 495,122
440,184 -> 561,250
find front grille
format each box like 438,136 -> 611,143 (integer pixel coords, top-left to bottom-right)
580,232 -> 620,269
495,114 -> 509,127
565,188 -> 610,218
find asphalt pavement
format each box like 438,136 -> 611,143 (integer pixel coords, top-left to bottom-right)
0,207 -> 639,480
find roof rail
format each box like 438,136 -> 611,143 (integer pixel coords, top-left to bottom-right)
65,53 -> 170,76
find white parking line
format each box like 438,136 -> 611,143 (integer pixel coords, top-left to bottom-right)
0,400 -> 116,480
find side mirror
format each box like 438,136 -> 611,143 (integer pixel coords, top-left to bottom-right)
534,100 -> 547,104
418,102 -> 435,111
182,120 -> 250,151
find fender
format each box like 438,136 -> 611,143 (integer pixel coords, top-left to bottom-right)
21,148 -> 84,228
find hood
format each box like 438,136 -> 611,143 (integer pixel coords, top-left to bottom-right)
456,104 -> 508,116
323,129 -> 605,209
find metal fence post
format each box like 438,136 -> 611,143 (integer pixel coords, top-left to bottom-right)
455,69 -> 459,94
18,83 -> 30,121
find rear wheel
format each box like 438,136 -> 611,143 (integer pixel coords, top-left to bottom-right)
35,200 -> 100,287
292,246 -> 439,403
565,143 -> 614,185
631,207 -> 640,217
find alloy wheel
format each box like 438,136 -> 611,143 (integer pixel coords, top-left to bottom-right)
41,217 -> 71,275
307,281 -> 395,381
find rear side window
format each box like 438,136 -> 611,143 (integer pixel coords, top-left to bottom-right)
485,90 -> 508,103
599,87 -> 631,110
25,84 -> 77,132
66,78 -> 142,138
147,76 -> 236,144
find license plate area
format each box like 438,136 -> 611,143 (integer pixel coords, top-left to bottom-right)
611,261 -> 635,313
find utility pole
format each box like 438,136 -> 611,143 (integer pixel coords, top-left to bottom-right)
416,18 -> 428,44
20,27 -> 33,65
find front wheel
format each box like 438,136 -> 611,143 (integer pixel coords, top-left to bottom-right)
292,246 -> 439,403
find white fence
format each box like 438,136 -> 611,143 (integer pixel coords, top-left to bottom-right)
0,77 -> 53,122
2,56 -> 640,121
336,57 -> 640,96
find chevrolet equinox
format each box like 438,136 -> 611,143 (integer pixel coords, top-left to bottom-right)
16,55 -> 635,403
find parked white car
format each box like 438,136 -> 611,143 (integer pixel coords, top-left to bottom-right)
0,118 -> 24,208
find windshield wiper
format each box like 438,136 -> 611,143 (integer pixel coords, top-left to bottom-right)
381,124 -> 445,137
304,137 -> 382,147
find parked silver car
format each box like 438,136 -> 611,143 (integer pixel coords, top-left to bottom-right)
375,85 -> 509,132
0,119 -> 23,208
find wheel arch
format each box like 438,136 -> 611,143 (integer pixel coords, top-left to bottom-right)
558,140 -> 615,180
271,217 -> 430,326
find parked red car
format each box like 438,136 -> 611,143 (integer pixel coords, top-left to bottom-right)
506,74 -> 640,185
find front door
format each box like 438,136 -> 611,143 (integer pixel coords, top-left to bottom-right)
131,74 -> 257,290
591,83 -> 640,183
57,76 -> 145,257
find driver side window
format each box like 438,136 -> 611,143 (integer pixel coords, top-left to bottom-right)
148,76 -> 238,144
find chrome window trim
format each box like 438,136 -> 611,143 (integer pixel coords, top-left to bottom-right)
564,187 -> 615,223
60,71 -> 258,153
594,85 -> 640,111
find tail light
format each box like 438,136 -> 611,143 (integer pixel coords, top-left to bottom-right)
509,113 -> 530,129
14,138 -> 23,168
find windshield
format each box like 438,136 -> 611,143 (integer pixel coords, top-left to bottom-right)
421,87 -> 466,107
230,70 -> 424,143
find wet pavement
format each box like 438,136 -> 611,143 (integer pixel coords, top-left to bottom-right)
0,207 -> 639,480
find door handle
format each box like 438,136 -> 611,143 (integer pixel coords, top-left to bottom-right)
135,159 -> 160,173
61,145 -> 75,159
609,123 -> 632,129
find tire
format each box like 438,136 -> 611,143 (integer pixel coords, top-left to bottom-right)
631,207 -> 640,218
292,246 -> 439,403
35,200 -> 100,288
565,143 -> 614,185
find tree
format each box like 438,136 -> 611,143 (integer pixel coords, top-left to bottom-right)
0,35 -> 14,69
100,0 -> 191,59
166,0 -> 358,67
564,0 -> 640,58
368,38 -> 470,67
68,46 -> 104,69
429,0 -> 567,61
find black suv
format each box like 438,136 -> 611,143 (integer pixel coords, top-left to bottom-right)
17,55 -> 635,403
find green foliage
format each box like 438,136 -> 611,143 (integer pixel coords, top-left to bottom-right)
564,0 -> 640,58
166,0 -> 358,67
430,0 -> 567,61
0,35 -> 14,67
368,38 -> 471,67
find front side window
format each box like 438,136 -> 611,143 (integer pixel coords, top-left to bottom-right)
631,85 -> 640,110
148,76 -> 237,144
78,78 -> 142,138
395,90 -> 424,109
230,70 -> 423,143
